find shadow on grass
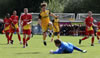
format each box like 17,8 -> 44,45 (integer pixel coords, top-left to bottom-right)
16,52 -> 41,54
0,43 -> 8,45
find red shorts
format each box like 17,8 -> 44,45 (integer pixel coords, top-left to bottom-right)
5,30 -> 11,33
23,29 -> 31,35
11,28 -> 19,33
85,30 -> 94,35
97,32 -> 100,36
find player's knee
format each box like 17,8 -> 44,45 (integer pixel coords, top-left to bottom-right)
28,35 -> 31,38
43,32 -> 47,37
23,34 -> 26,38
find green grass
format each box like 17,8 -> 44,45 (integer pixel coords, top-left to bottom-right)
0,34 -> 99,58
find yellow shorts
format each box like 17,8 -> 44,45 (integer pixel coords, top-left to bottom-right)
41,22 -> 53,32
53,26 -> 60,32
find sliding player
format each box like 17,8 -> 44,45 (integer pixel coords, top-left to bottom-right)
50,39 -> 87,54
4,13 -> 13,44
96,22 -> 100,43
10,10 -> 22,44
38,2 -> 57,46
79,11 -> 95,46
51,17 -> 60,42
21,8 -> 32,48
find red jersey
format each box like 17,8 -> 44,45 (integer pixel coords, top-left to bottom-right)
21,13 -> 32,30
11,15 -> 19,29
97,22 -> 100,29
11,15 -> 19,24
4,18 -> 12,31
85,16 -> 94,27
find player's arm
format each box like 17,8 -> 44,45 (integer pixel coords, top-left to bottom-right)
11,23 -> 16,30
50,46 -> 65,54
38,14 -> 42,26
92,23 -> 97,27
49,11 -> 58,18
27,15 -> 32,24
10,19 -> 16,30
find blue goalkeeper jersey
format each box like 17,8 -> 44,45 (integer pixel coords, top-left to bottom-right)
53,42 -> 74,54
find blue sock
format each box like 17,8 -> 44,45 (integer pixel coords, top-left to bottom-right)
73,46 -> 83,52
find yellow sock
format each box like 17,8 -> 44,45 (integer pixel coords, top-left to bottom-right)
52,33 -> 54,39
57,34 -> 60,39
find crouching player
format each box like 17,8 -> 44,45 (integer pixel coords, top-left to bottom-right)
21,8 -> 32,48
51,17 -> 60,42
4,13 -> 13,44
10,10 -> 22,44
96,22 -> 100,43
50,39 -> 87,54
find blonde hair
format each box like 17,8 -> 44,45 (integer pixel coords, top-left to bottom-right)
41,1 -> 47,7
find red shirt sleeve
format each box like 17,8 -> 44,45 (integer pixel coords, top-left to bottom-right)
21,15 -> 23,21
29,14 -> 32,19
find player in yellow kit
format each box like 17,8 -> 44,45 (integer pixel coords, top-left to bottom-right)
51,17 -> 60,42
38,2 -> 57,46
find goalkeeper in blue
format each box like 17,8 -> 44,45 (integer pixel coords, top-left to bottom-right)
50,39 -> 87,54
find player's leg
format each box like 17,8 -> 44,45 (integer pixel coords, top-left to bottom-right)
26,35 -> 31,46
73,45 -> 87,53
25,30 -> 31,46
91,34 -> 94,46
51,32 -> 55,42
79,35 -> 89,44
9,32 -> 14,44
43,32 -> 47,46
48,22 -> 53,37
96,32 -> 100,43
16,32 -> 22,44
57,32 -> 60,39
23,34 -> 26,48
79,30 -> 89,44
5,32 -> 10,44
41,25 -> 48,46
10,32 -> 13,40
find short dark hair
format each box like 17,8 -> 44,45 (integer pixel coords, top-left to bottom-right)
54,39 -> 61,44
6,13 -> 10,18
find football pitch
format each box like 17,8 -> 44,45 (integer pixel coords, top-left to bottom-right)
0,34 -> 100,58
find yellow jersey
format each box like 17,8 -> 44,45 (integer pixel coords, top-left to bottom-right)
39,10 -> 50,25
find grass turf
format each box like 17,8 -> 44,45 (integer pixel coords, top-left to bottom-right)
0,34 -> 99,58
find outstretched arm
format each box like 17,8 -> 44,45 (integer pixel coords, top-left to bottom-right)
50,46 -> 65,54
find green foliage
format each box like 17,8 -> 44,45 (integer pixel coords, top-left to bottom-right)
48,0 -> 69,13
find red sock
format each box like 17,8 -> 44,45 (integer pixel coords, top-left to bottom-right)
18,33 -> 21,41
97,36 -> 99,40
26,37 -> 30,41
23,38 -> 26,45
82,37 -> 88,40
91,37 -> 94,44
10,33 -> 13,40
5,33 -> 10,44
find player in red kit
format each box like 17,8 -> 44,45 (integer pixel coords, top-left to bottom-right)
96,22 -> 100,43
21,8 -> 32,48
10,10 -> 22,44
4,13 -> 13,44
79,11 -> 95,46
